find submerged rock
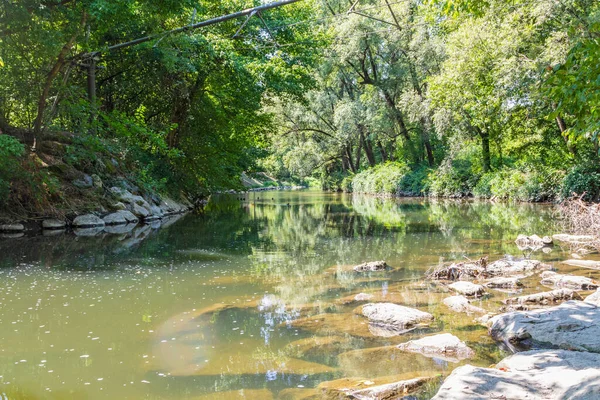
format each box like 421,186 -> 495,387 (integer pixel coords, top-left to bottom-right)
431,350 -> 600,399
448,281 -> 485,297
540,271 -> 599,290
359,303 -> 434,335
503,288 -> 582,308
562,259 -> 600,270
489,301 -> 600,352
442,296 -> 485,314
72,214 -> 105,228
397,333 -> 474,363
353,260 -> 389,272
484,276 -> 523,289
324,376 -> 432,399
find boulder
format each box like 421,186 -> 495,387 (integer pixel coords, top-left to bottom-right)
130,203 -> 150,218
553,234 -> 597,245
359,303 -> 434,335
515,234 -> 553,250
72,174 -> 93,188
489,301 -> 600,352
585,289 -> 600,306
112,202 -> 127,211
72,214 -> 105,228
329,376 -> 432,399
540,271 -> 599,290
397,333 -> 474,363
428,258 -> 549,280
503,288 -> 582,307
353,260 -> 389,272
42,219 -> 66,230
485,259 -> 551,277
0,223 -> 24,232
484,276 -> 523,289
562,259 -> 600,270
103,210 -> 139,226
448,281 -> 485,297
442,296 -> 485,314
431,350 -> 600,399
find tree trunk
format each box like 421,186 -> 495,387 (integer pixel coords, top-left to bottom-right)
422,130 -> 434,167
360,127 -> 376,167
478,128 -> 491,173
377,141 -> 387,162
355,137 -> 363,171
556,115 -> 576,156
32,11 -> 86,150
346,146 -> 356,173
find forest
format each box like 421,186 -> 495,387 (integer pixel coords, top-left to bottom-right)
0,0 -> 599,217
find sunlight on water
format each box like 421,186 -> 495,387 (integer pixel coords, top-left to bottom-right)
0,191 -> 594,399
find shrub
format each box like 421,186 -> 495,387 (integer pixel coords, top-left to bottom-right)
428,159 -> 478,198
561,164 -> 600,202
0,135 -> 25,204
474,166 -> 564,202
398,166 -> 432,196
351,162 -> 409,195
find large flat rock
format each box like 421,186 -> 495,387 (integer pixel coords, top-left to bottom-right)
503,288 -> 582,307
353,260 -> 389,272
397,333 -> 474,363
448,281 -> 485,297
359,303 -> 434,335
432,350 -> 600,399
442,296 -> 485,314
562,259 -> 600,270
489,301 -> 600,352
541,271 -> 598,290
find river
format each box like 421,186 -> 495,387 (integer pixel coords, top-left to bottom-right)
0,191 -> 586,399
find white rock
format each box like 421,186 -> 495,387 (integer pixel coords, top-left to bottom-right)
562,259 -> 600,270
103,211 -> 139,225
541,271 -> 599,290
360,303 -> 434,335
443,296 -> 485,314
448,281 -> 485,297
585,289 -> 600,306
503,288 -> 582,307
489,301 -> 600,352
0,223 -> 25,232
397,333 -> 474,363
431,350 -> 600,399
486,259 -> 550,276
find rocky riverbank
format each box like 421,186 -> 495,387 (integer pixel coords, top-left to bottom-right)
0,185 -> 193,239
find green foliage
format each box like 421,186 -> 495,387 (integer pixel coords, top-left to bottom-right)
428,159 -> 479,198
474,167 -> 564,202
351,162 -> 410,196
0,136 -> 25,203
398,167 -> 432,196
561,164 -> 600,202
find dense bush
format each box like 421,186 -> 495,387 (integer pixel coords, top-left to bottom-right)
474,167 -> 564,202
0,135 -> 25,204
398,166 -> 432,196
351,162 -> 409,195
428,159 -> 479,198
561,164 -> 600,202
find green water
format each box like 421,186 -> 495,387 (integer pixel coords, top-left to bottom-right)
0,191 -> 591,399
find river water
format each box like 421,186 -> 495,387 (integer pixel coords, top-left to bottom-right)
0,191 -> 591,399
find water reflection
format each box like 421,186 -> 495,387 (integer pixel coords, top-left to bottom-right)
0,192 -> 565,399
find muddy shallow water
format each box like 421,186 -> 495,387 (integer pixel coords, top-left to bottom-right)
0,191 -> 598,399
